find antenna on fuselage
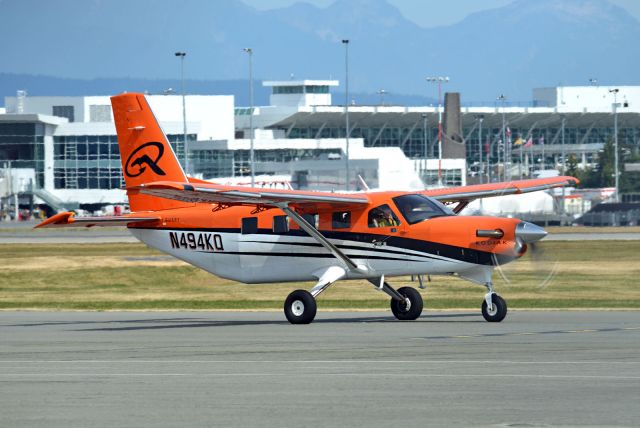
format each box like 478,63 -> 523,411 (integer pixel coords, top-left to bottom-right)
357,175 -> 371,192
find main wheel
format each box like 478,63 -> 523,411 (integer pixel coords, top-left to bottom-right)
390,287 -> 423,321
284,290 -> 317,324
481,294 -> 507,322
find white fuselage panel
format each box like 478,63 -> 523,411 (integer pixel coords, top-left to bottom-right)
130,228 -> 478,284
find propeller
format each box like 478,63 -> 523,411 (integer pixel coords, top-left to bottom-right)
492,221 -> 560,290
528,241 -> 560,290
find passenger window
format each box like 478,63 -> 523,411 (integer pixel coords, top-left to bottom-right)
241,217 -> 258,234
332,211 -> 351,229
302,214 -> 318,229
273,215 -> 289,234
368,204 -> 400,228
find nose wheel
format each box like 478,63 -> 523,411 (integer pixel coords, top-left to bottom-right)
481,293 -> 507,322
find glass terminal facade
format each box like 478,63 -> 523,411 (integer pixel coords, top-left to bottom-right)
52,134 -> 194,189
0,122 -> 46,187
191,148 -> 342,179
272,85 -> 330,95
282,122 -> 640,174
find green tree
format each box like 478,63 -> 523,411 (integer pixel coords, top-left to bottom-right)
566,154 -> 579,177
596,137 -> 616,187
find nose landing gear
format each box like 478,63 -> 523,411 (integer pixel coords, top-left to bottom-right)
482,282 -> 508,322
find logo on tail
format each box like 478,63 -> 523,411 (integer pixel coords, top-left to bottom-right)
124,142 -> 167,178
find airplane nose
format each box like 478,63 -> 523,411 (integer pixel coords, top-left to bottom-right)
515,221 -> 548,243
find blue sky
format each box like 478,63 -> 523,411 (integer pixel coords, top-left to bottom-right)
241,0 -> 640,28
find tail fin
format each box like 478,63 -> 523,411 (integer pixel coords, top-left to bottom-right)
111,93 -> 191,212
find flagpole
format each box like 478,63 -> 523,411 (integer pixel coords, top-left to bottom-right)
541,136 -> 545,171
519,143 -> 523,178
498,94 -> 507,181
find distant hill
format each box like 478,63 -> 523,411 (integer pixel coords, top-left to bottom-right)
0,73 -> 435,108
0,73 -> 270,106
0,0 -> 638,102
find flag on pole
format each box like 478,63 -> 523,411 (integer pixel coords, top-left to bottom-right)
524,137 -> 533,148
506,127 -> 512,144
538,136 -> 545,145
513,137 -> 523,146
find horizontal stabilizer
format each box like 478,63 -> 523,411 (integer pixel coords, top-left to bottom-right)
35,212 -> 160,228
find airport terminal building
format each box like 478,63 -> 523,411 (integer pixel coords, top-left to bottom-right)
1,82 -> 639,212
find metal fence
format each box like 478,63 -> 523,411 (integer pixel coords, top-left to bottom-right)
578,210 -> 640,226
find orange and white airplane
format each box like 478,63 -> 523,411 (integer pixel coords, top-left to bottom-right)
37,93 -> 578,324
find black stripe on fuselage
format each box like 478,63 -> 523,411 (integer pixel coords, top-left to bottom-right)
194,250 -> 427,263
241,240 -> 439,262
129,226 -> 516,266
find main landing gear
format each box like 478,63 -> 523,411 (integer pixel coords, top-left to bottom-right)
389,286 -> 423,321
284,290 -> 317,324
369,277 -> 423,321
283,278 -> 424,324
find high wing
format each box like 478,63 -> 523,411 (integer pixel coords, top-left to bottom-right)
133,181 -> 369,211
35,211 -> 160,228
425,176 -> 579,206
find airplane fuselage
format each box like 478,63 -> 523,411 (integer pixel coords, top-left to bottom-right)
129,202 -> 522,285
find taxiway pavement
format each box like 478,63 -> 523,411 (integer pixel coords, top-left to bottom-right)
1,311 -> 639,427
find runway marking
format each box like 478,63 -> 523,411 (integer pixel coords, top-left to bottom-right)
1,360 -> 639,364
0,373 -> 639,380
417,325 -> 640,340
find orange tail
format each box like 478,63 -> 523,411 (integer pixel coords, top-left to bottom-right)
111,93 -> 192,212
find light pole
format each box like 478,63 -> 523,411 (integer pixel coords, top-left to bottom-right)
421,113 -> 428,179
174,52 -> 188,175
426,76 -> 449,186
477,115 -> 484,184
561,116 -> 566,175
342,39 -> 350,190
610,88 -> 620,202
497,94 -> 507,181
243,47 -> 255,187
560,116 -> 566,222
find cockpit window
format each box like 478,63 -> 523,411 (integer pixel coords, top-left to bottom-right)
392,194 -> 454,224
368,204 -> 400,228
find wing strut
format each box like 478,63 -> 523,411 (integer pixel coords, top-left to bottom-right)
276,203 -> 366,274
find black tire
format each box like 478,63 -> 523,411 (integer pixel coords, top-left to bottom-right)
390,287 -> 423,321
481,294 -> 507,322
284,290 -> 317,324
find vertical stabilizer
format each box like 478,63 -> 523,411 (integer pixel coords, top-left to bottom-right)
111,93 -> 191,212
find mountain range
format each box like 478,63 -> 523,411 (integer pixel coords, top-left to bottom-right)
0,0 -> 638,104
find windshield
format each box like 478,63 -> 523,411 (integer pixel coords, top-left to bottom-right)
392,194 -> 455,224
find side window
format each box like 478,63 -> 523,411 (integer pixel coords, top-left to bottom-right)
241,217 -> 258,235
302,214 -> 318,229
273,215 -> 289,234
332,211 -> 351,229
368,204 -> 400,228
